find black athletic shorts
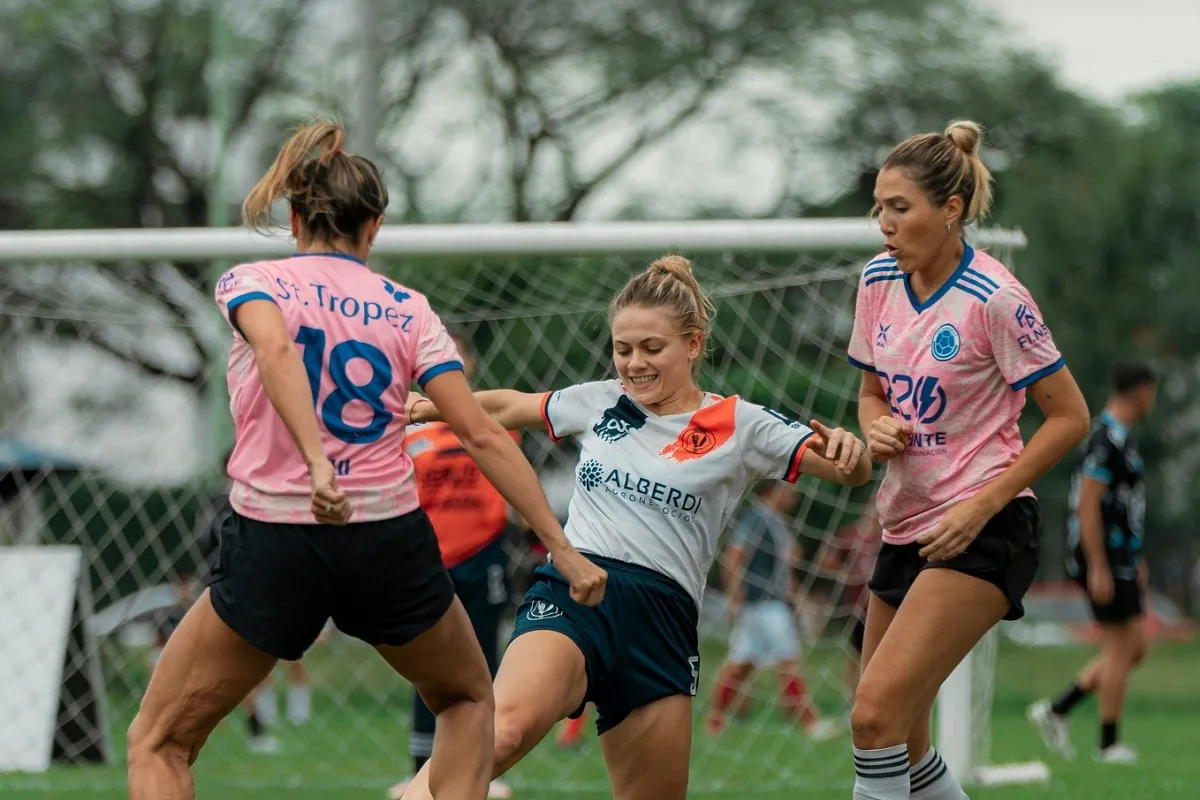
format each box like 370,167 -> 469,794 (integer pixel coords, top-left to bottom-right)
1075,569 -> 1143,624
868,497 -> 1041,621
208,508 -> 455,661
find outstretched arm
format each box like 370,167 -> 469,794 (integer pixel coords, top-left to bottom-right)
408,388 -> 546,431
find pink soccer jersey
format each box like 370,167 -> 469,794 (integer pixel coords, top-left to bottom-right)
847,245 -> 1064,545
214,252 -> 463,524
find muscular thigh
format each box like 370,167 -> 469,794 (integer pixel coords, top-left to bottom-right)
600,695 -> 692,800
135,591 -> 276,754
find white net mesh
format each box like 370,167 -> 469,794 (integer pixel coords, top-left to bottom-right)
0,224 -> 1018,795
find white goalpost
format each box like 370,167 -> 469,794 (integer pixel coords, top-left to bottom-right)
0,218 -> 1044,793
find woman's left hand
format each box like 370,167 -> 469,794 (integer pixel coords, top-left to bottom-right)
916,496 -> 996,561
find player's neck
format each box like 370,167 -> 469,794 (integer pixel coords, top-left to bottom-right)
909,238 -> 965,302
295,237 -> 370,263
646,384 -> 705,417
1104,400 -> 1139,429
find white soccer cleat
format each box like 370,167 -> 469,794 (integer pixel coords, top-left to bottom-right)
1026,699 -> 1075,760
487,779 -> 514,799
386,777 -> 513,799
804,717 -> 843,743
246,734 -> 282,755
1095,743 -> 1138,765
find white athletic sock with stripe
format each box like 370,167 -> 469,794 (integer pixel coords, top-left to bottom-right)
853,744 -> 910,799
909,747 -> 968,799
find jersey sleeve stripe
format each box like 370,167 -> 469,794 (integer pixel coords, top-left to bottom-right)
540,391 -> 563,442
965,268 -> 999,289
864,264 -> 902,278
847,354 -> 875,372
865,256 -> 897,270
1010,357 -> 1065,390
952,282 -> 990,303
784,433 -> 814,483
865,274 -> 906,287
958,274 -> 996,296
224,291 -> 277,335
416,360 -> 464,388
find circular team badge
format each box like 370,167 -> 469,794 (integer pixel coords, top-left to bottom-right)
679,426 -> 716,456
931,323 -> 961,362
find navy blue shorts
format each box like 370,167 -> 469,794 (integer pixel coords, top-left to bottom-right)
510,554 -> 699,735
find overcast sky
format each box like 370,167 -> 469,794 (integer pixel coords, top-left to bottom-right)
984,0 -> 1200,101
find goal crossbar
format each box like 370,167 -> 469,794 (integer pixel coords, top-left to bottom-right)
0,219 -> 1027,262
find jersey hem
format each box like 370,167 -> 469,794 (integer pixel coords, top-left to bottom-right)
225,291 -> 277,336
540,391 -> 563,442
846,354 -> 875,373
416,360 -> 464,388
1011,357 -> 1065,390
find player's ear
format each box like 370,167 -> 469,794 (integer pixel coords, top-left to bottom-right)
943,194 -> 964,230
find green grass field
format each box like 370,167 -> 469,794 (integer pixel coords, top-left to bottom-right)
2,637 -> 1196,799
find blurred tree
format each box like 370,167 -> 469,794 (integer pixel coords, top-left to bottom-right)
0,0 -> 311,391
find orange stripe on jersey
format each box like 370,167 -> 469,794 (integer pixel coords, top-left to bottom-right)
784,436 -> 811,483
658,396 -> 738,463
540,391 -> 562,442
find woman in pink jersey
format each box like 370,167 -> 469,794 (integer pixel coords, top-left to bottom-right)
126,120 -> 606,800
400,255 -> 873,800
845,121 -> 1090,800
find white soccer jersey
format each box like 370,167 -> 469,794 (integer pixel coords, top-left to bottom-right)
540,380 -> 814,606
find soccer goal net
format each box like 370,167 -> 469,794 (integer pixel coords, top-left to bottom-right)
0,219 -> 1034,795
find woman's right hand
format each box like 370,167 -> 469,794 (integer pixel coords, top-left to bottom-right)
867,416 -> 912,462
554,548 -> 608,606
310,459 -> 351,525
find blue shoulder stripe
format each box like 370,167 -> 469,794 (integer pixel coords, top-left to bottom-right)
965,268 -> 998,290
958,273 -> 996,296
864,264 -> 902,278
865,256 -> 897,270
952,283 -> 990,303
865,274 -> 906,287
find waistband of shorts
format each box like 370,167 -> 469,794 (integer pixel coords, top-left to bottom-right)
576,553 -> 697,612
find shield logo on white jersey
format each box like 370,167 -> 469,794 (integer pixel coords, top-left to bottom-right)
527,600 -> 563,621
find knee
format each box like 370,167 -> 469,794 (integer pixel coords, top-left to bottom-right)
421,672 -> 495,717
126,712 -> 194,768
492,704 -> 538,764
850,681 -> 908,748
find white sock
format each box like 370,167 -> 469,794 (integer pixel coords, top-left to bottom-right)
287,684 -> 311,725
910,747 -> 967,799
255,688 -> 278,727
853,744 -> 910,799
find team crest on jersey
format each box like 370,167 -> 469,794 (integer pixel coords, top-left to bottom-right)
526,600 -> 562,621
931,323 -> 961,362
660,397 -> 737,463
593,395 -> 649,443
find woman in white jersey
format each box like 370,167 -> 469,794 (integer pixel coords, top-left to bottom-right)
845,121 -> 1090,800
401,255 -> 872,800
125,120 -> 606,800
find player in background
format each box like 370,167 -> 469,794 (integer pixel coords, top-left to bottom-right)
705,480 -> 839,740
400,254 -> 872,800
388,330 -> 519,800
815,501 -> 882,696
125,119 -> 605,800
846,120 -> 1090,800
1028,362 -> 1156,764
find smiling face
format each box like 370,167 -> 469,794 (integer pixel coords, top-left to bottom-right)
874,166 -> 963,275
610,305 -> 702,409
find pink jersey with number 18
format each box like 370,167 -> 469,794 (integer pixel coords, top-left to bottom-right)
847,244 -> 1064,545
214,252 -> 462,524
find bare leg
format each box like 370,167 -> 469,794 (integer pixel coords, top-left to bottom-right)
601,695 -> 693,800
127,590 -> 277,800
375,598 -> 495,800
401,630 -> 587,800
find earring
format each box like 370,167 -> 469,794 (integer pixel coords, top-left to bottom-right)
945,223 -> 951,232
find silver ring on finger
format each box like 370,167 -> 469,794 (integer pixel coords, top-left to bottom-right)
324,502 -> 332,513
